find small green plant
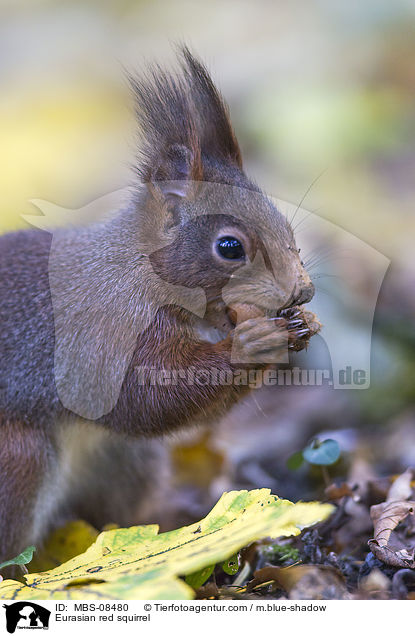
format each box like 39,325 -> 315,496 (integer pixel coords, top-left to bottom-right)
287,438 -> 341,485
288,438 -> 341,469
303,438 -> 341,466
0,546 -> 36,575
259,543 -> 300,565
185,552 -> 240,589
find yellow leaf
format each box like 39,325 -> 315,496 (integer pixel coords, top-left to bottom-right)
0,489 -> 333,600
29,521 -> 98,574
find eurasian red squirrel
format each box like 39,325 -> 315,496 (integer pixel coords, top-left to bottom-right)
0,47 -> 320,562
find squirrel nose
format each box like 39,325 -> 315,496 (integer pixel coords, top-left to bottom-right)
293,281 -> 315,306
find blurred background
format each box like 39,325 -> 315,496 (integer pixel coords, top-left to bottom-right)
1,0 -> 415,525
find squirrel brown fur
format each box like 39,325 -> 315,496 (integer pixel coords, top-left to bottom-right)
0,47 -> 318,562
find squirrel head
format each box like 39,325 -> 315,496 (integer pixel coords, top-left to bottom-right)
130,47 -> 314,332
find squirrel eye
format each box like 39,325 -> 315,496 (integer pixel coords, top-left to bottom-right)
216,236 -> 245,260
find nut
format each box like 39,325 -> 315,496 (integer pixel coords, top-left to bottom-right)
227,303 -> 264,325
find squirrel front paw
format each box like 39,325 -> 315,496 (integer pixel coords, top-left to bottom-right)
230,316 -> 289,364
228,307 -> 322,363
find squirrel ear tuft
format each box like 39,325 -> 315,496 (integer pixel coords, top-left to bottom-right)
129,46 -> 242,192
180,46 -> 242,169
152,144 -> 197,200
128,63 -> 203,192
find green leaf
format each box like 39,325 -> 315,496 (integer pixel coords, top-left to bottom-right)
222,553 -> 239,575
260,544 -> 300,564
286,451 -> 304,470
0,489 -> 334,600
303,439 -> 341,466
185,564 -> 215,589
0,546 -> 36,570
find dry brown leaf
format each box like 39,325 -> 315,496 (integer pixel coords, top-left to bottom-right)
325,482 -> 356,501
369,468 -> 415,569
368,540 -> 415,569
370,501 -> 415,547
395,548 -> 415,561
386,468 -> 413,502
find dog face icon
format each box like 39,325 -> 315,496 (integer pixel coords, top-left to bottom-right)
3,602 -> 50,633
